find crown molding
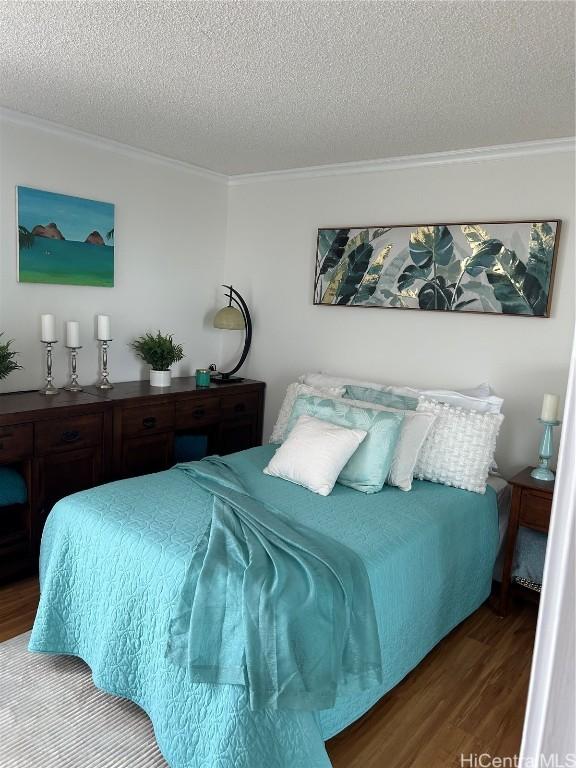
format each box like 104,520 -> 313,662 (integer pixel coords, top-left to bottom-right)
0,106 -> 228,184
1,106 -> 573,185
228,137 -> 576,185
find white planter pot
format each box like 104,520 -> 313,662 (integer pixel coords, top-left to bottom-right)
150,369 -> 171,387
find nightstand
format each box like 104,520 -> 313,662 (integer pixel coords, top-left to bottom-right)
499,467 -> 554,616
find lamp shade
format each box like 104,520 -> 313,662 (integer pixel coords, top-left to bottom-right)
213,305 -> 245,330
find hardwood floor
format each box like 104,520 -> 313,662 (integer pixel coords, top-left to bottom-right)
0,576 -> 40,643
0,577 -> 537,767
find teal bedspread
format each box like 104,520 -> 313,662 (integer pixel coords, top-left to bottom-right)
29,445 -> 498,768
168,457 -> 382,711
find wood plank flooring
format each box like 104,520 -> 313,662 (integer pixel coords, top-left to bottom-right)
0,577 -> 537,767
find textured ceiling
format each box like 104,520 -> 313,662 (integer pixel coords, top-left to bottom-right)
0,1 -> 574,175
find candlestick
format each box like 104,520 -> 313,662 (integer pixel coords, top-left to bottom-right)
39,341 -> 59,396
96,339 -> 114,390
41,314 -> 56,343
66,321 -> 80,349
97,315 -> 111,341
531,418 -> 561,482
64,346 -> 83,392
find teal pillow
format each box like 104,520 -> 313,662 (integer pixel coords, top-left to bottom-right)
344,385 -> 419,411
0,466 -> 27,506
286,395 -> 404,494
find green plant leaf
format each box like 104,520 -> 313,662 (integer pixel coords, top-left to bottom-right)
0,334 -> 22,380
131,331 -> 184,370
353,244 -> 392,304
409,226 -> 454,267
379,248 -> 410,285
526,222 -> 555,292
336,242 -> 374,305
342,229 -> 370,260
417,276 -> 453,310
441,259 -> 464,284
462,225 -> 547,315
488,249 -> 547,315
397,262 -> 432,292
321,255 -> 349,303
463,280 -> 500,312
317,229 -> 350,276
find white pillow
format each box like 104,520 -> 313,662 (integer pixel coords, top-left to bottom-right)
263,414 -> 367,496
270,382 -> 346,444
326,396 -> 436,491
414,399 -> 504,494
299,373 -> 503,415
395,386 -> 502,415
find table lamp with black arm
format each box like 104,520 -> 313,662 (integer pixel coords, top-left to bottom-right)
211,285 -> 252,383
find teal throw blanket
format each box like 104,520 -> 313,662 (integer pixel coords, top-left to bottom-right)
167,457 -> 383,711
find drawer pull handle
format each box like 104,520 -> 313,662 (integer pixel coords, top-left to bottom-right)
142,417 -> 157,429
234,403 -> 246,413
61,430 -> 80,443
192,408 -> 205,419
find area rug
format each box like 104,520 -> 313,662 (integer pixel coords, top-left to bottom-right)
0,631 -> 167,767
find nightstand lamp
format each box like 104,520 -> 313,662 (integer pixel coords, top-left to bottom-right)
212,285 -> 252,383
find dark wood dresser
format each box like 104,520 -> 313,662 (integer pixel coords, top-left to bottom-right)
0,378 -> 265,582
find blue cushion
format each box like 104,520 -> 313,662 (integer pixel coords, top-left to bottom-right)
0,466 -> 28,506
344,384 -> 419,411
286,395 -> 403,494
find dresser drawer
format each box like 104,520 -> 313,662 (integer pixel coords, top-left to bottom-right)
0,423 -> 33,462
35,414 -> 103,455
520,490 -> 552,532
122,403 -> 174,437
221,393 -> 259,419
175,396 -> 220,429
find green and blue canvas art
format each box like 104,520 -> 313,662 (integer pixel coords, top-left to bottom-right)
314,221 -> 560,317
17,186 -> 114,287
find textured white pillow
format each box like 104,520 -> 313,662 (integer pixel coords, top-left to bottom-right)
414,399 -> 504,494
299,373 -> 503,415
325,396 -> 436,491
270,382 -> 345,444
264,414 -> 367,496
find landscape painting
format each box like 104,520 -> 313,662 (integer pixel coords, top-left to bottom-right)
17,186 -> 114,287
314,221 -> 560,317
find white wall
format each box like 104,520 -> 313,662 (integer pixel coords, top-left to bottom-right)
224,149 -> 575,476
0,114 -> 228,392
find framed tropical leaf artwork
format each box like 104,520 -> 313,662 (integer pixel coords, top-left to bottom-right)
314,221 -> 561,317
17,186 -> 114,287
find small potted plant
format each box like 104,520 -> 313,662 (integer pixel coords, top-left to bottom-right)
0,334 -> 22,381
131,331 -> 184,387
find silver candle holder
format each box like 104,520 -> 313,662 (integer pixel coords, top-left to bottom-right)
64,346 -> 83,392
96,339 -> 114,390
39,341 -> 59,396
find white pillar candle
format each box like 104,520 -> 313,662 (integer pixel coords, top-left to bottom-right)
97,315 -> 111,341
66,321 -> 80,348
40,314 -> 56,343
541,393 -> 560,422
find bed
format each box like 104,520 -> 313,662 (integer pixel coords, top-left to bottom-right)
29,444 -> 499,768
